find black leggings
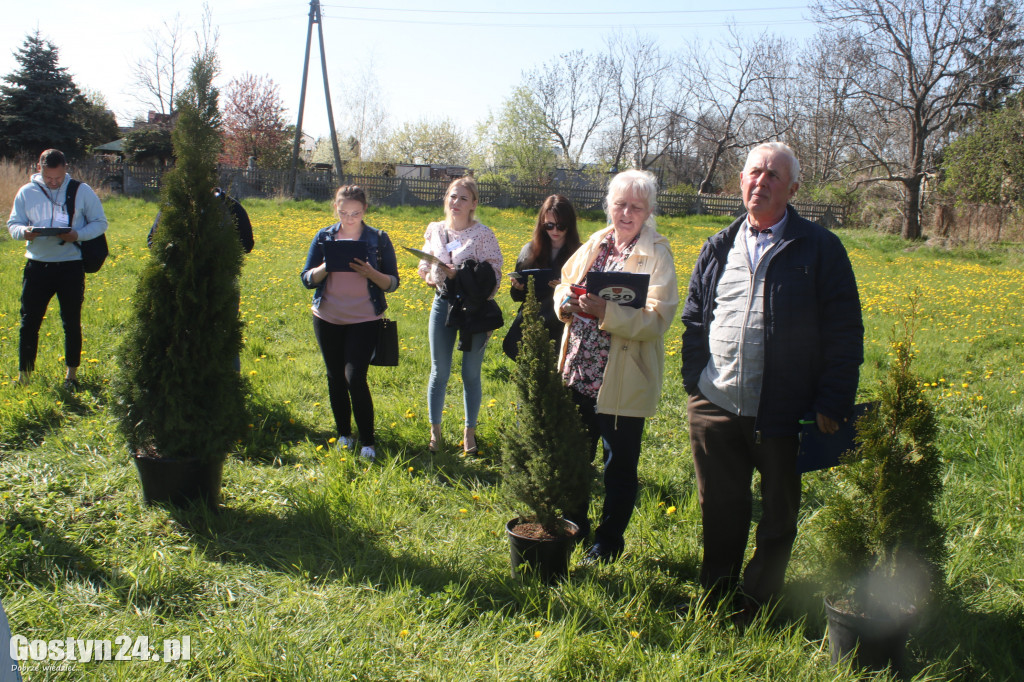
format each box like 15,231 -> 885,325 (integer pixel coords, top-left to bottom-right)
19,260 -> 85,372
312,316 -> 380,445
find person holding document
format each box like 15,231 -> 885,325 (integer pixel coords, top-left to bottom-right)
554,170 -> 679,564
7,149 -> 108,391
417,176 -> 503,455
301,185 -> 399,461
503,194 -> 582,360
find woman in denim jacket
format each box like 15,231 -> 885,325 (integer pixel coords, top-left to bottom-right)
301,186 -> 399,461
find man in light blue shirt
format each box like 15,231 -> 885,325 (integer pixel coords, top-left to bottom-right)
7,149 -> 108,390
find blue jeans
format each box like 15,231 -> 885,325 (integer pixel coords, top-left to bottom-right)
428,295 -> 487,427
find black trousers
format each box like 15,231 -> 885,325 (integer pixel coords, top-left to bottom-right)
312,316 -> 380,446
570,389 -> 646,551
687,393 -> 801,604
19,259 -> 85,372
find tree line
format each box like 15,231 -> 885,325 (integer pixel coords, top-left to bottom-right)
2,0 -> 1022,241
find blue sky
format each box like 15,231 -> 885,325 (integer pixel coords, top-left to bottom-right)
1,1 -> 817,141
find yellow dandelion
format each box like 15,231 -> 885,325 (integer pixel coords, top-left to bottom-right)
399,629 -> 409,638
630,631 -> 640,639
533,631 -> 542,639
666,506 -> 677,515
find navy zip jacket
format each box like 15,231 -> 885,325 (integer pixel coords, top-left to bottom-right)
681,206 -> 864,438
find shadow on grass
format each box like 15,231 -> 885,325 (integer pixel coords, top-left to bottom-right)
236,393 -> 334,465
0,400 -> 64,451
2,511 -> 206,618
172,502 -> 517,622
780,577 -> 1024,679
912,594 -> 1024,680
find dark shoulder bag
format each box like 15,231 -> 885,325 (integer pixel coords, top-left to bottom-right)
67,180 -> 109,273
367,230 -> 399,367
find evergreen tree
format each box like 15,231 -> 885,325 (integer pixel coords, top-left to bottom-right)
499,280 -> 591,536
124,127 -> 175,165
72,90 -> 120,153
0,32 -> 85,158
815,295 -> 946,617
112,51 -> 245,463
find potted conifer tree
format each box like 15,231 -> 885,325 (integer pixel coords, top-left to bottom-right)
111,52 -> 245,509
813,299 -> 946,672
499,280 -> 591,582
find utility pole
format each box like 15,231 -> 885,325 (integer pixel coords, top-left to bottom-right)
289,0 -> 344,197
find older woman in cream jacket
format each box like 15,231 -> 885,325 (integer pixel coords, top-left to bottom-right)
554,169 -> 678,565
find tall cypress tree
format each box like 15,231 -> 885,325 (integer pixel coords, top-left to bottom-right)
112,51 -> 245,463
499,279 -> 591,536
0,32 -> 85,158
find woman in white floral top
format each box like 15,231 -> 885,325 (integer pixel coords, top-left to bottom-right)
417,176 -> 503,454
554,169 -> 679,565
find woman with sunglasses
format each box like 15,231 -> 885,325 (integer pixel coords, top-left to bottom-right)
503,194 -> 582,360
301,185 -> 399,462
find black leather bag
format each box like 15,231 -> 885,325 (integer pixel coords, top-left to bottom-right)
371,317 -> 399,366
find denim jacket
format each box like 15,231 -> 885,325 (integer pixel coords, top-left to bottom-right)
300,222 -> 399,316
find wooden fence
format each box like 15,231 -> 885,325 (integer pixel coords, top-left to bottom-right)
79,161 -> 848,227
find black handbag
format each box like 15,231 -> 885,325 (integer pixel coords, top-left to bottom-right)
371,317 -> 399,366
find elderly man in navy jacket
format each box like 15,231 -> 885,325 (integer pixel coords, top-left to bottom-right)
681,142 -> 864,611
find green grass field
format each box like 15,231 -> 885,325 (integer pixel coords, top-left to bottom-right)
1,198 -> 1022,680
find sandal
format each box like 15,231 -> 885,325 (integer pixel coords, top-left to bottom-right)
463,427 -> 478,455
429,425 -> 442,453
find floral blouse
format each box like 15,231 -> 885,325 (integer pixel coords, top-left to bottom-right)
562,231 -> 640,398
418,220 -> 503,297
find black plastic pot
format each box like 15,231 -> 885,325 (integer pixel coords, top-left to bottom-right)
133,452 -> 224,510
506,518 -> 579,583
824,598 -> 914,673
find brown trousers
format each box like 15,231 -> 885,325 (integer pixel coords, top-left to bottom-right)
687,393 -> 801,604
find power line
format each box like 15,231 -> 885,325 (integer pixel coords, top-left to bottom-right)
320,3 -> 809,16
320,15 -> 811,30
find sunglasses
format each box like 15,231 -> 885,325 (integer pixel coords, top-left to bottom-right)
543,222 -> 566,232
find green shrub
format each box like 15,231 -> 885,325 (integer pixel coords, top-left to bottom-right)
814,295 -> 946,617
498,279 -> 590,536
111,53 -> 245,463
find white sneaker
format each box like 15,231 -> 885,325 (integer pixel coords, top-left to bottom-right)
359,445 -> 376,461
336,436 -> 353,450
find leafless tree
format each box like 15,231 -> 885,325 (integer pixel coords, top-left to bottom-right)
812,0 -> 1024,239
128,4 -> 219,118
339,56 -> 390,161
788,35 -> 860,188
674,26 -> 794,194
130,14 -> 186,116
524,50 -> 609,170
600,33 -> 676,172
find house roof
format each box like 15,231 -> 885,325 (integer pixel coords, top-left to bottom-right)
94,138 -> 125,152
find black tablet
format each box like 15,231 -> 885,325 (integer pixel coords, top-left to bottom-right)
323,239 -> 369,272
28,227 -> 72,236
